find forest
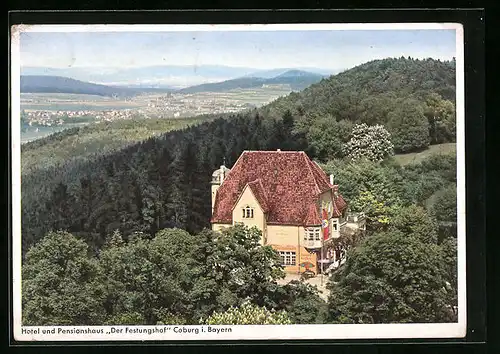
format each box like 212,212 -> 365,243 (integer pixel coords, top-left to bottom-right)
20,57 -> 459,325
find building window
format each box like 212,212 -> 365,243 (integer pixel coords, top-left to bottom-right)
279,251 -> 296,266
332,219 -> 339,231
242,206 -> 254,219
305,227 -> 321,241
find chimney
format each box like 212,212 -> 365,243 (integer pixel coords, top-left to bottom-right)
330,174 -> 334,185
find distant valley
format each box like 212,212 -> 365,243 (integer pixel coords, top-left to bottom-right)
20,69 -> 329,97
19,66 -> 337,143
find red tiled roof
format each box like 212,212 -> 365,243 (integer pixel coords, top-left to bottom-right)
247,179 -> 269,212
331,185 -> 348,217
211,151 -> 347,225
303,203 -> 322,226
308,160 -> 334,192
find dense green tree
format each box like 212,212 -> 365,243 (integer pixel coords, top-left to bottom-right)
387,98 -> 430,153
98,228 -> 193,324
400,153 -> 456,205
103,229 -> 124,248
343,123 -> 394,162
428,184 -> 457,239
294,114 -> 353,161
328,231 -> 451,323
275,280 -> 328,324
266,112 -> 306,152
357,93 -> 398,125
22,231 -> 105,325
278,110 -> 299,151
389,204 -> 439,244
349,190 -> 398,232
424,93 -> 456,144
96,225 -> 296,325
320,159 -> 404,209
335,228 -> 365,260
44,182 -> 76,232
400,170 -> 448,207
417,153 -> 457,183
440,237 -> 458,321
209,225 -> 285,309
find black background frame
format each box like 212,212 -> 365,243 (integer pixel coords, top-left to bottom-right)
7,8 -> 487,352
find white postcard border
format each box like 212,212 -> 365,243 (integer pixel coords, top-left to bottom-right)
11,22 -> 466,342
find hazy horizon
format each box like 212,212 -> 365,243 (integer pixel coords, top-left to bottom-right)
18,28 -> 457,87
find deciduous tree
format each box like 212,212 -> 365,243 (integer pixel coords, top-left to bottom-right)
328,231 -> 451,323
429,184 -> 457,239
201,301 -> 292,325
424,93 -> 456,144
349,190 -> 398,232
294,114 -> 353,161
343,123 -> 394,162
387,99 -> 430,153
389,204 -> 438,244
22,231 -> 105,325
98,228 -> 194,325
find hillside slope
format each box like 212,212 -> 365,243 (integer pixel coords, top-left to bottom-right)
21,116 -> 212,174
177,77 -> 267,94
260,57 -> 456,120
21,75 -> 140,97
178,70 -> 325,93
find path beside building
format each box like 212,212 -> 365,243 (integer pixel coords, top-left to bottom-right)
276,274 -> 331,301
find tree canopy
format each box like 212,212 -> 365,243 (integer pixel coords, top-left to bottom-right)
328,230 -> 455,324
22,231 -> 105,325
387,98 -> 431,153
22,225 -> 326,326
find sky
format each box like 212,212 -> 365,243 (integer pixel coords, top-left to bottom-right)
19,28 -> 457,71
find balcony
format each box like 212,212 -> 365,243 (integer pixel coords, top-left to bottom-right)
303,239 -> 322,249
345,212 -> 366,223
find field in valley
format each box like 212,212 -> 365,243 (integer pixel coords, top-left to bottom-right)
394,143 -> 457,166
192,86 -> 292,104
21,93 -> 143,111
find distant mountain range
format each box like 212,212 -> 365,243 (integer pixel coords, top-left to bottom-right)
20,65 -> 258,88
20,69 -> 331,97
177,70 -> 326,93
20,76 -> 142,97
21,65 -> 339,89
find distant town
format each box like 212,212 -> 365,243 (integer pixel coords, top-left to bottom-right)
20,88 -> 288,127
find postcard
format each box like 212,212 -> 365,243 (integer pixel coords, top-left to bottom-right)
10,22 -> 466,342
